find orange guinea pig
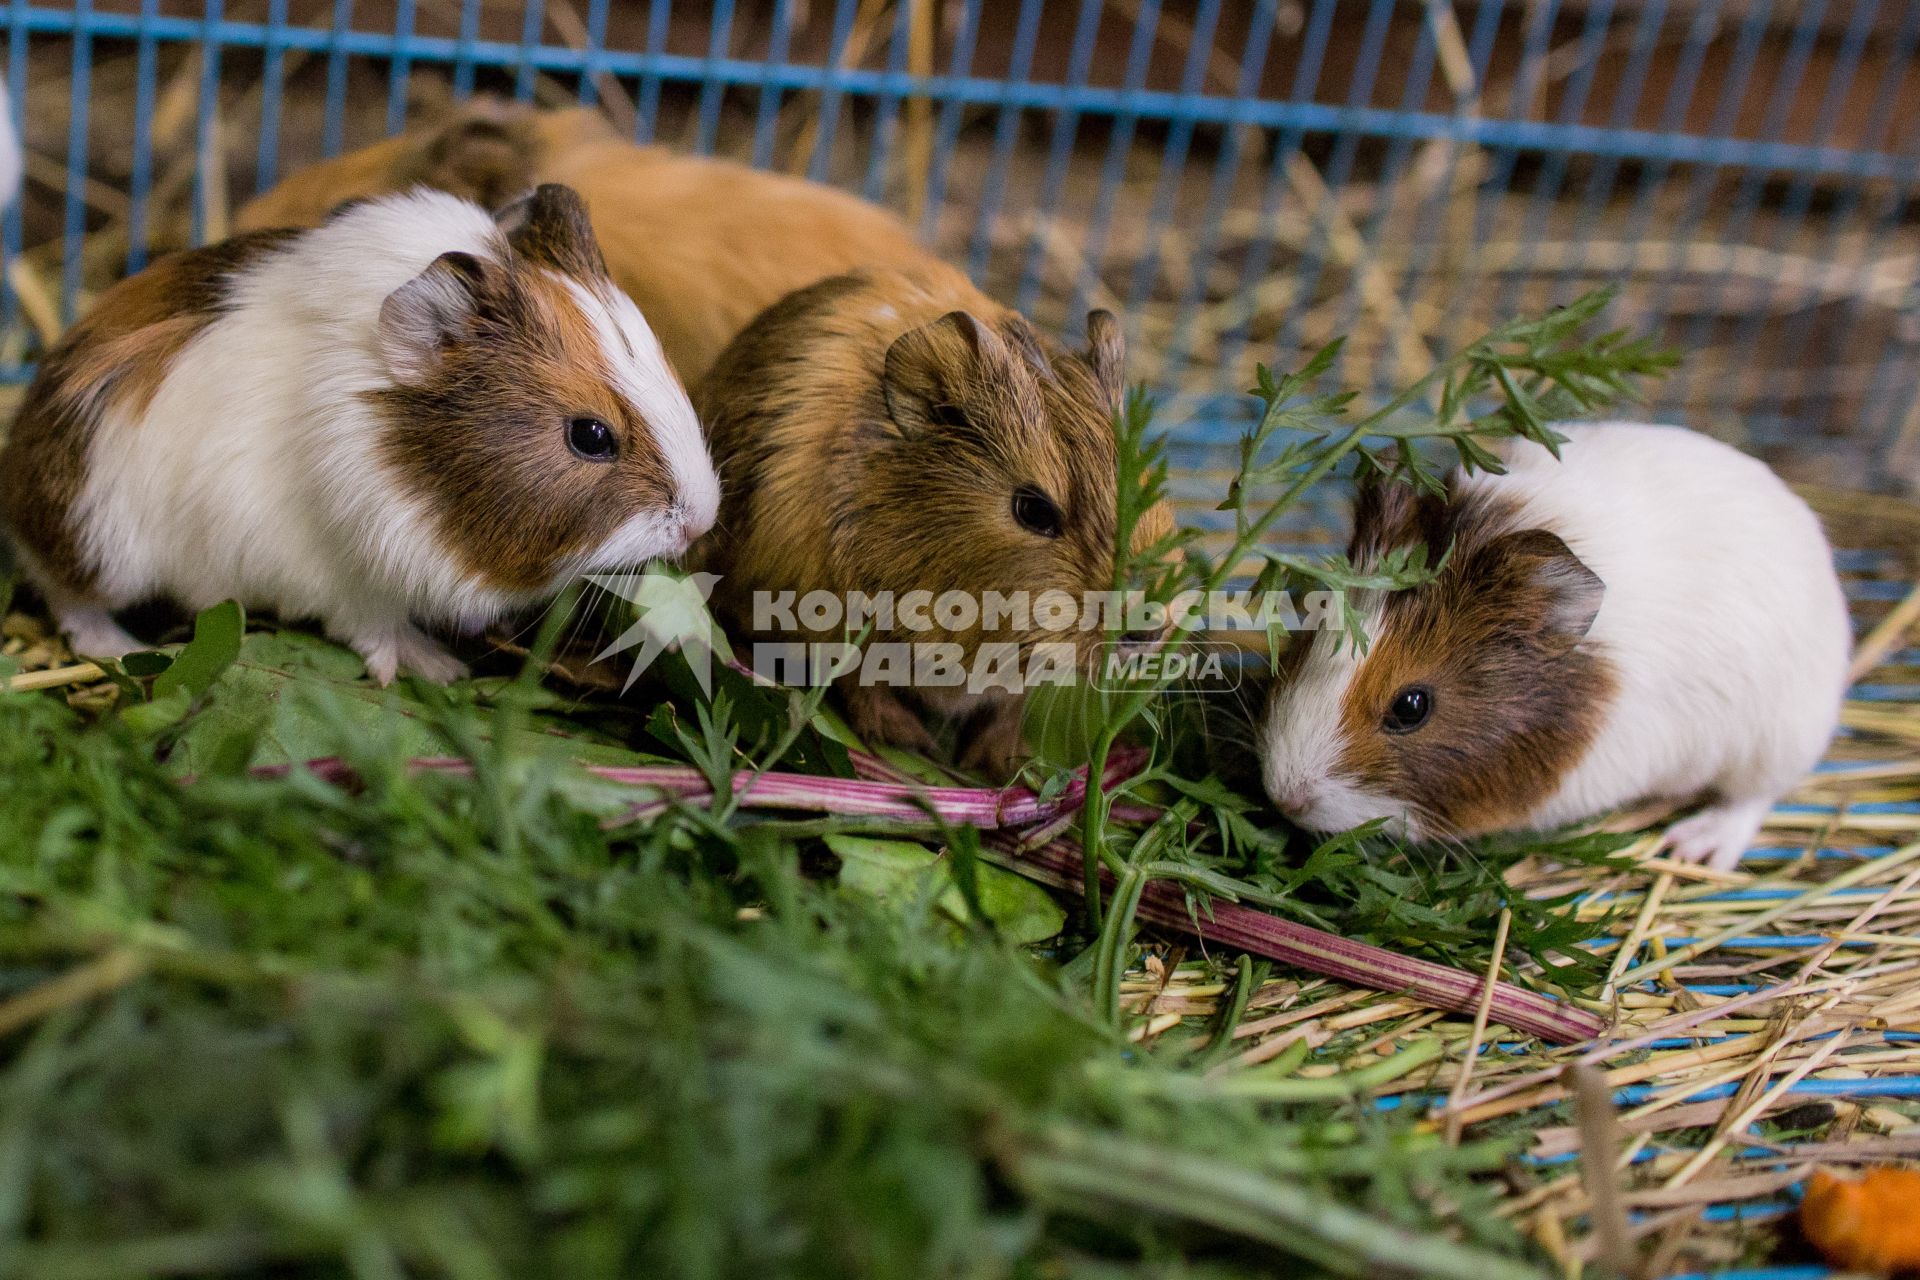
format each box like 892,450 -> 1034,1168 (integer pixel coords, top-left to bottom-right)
237,100 -> 928,388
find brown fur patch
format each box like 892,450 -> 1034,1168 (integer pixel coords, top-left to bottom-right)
0,230 -> 299,592
368,256 -> 675,595
1331,487 -> 1616,836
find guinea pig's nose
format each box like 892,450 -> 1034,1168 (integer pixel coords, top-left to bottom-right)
672,504 -> 714,553
675,470 -> 721,545
1120,627 -> 1163,648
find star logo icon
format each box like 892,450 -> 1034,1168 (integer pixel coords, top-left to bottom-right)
586,569 -> 728,694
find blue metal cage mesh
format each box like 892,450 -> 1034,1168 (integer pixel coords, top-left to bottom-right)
4,1 -> 1919,493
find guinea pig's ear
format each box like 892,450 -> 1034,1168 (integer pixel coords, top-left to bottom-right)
1484,528 -> 1605,656
881,310 -> 1004,436
1083,310 -> 1126,412
495,182 -> 607,281
376,250 -> 503,384
1348,470 -> 1443,569
416,112 -> 538,211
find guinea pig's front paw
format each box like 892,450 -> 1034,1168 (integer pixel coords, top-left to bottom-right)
1660,797 -> 1773,872
350,623 -> 469,686
843,682 -> 939,757
53,604 -> 143,663
957,700 -> 1029,782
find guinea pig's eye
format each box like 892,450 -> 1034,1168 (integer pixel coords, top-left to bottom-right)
567,416 -> 617,461
1383,685 -> 1434,735
1011,486 -> 1063,538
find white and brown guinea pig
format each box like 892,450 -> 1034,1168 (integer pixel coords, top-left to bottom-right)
0,184 -> 718,683
695,265 -> 1174,778
1260,422 -> 1850,870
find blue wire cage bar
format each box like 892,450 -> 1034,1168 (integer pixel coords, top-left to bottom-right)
3,1 -> 1919,490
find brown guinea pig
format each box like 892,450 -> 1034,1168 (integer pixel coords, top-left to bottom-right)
695,265 -> 1175,778
237,101 -> 928,388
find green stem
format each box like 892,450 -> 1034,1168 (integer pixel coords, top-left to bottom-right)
1092,864 -> 1148,1025
1213,1036 -> 1447,1101
1189,954 -> 1266,1070
1010,1124 -> 1549,1280
1078,727 -> 1118,931
1115,1037 -> 1446,1104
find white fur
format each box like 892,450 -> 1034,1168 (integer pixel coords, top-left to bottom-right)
562,275 -> 720,546
61,189 -> 715,680
1262,423 -> 1852,869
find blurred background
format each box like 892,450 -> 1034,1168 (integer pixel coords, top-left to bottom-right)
4,1 -> 1918,493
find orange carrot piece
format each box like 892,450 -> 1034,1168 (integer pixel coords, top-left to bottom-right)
1801,1167 -> 1920,1273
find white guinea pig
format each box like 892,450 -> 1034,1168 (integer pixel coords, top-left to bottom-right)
1260,422 -> 1851,870
0,184 -> 718,682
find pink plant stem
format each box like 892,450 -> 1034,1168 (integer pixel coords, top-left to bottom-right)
256,752 -> 1143,832
995,834 -> 1609,1047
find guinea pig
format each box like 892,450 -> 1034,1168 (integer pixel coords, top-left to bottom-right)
0,184 -> 718,683
237,101 -> 929,388
1259,422 -> 1850,870
694,265 -> 1175,778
